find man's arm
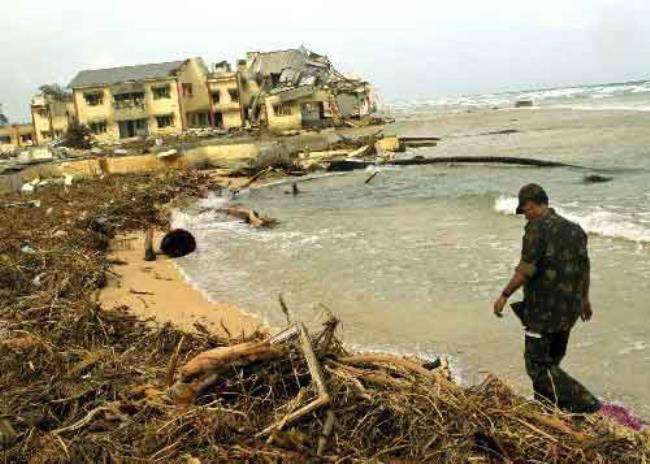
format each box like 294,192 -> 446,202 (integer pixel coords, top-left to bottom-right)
493,269 -> 528,317
493,221 -> 543,318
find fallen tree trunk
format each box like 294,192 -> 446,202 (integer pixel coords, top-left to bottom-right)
327,156 -> 579,172
391,156 -> 575,168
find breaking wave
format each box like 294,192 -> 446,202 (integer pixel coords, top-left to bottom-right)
494,196 -> 650,244
385,79 -> 650,117
494,196 -> 519,216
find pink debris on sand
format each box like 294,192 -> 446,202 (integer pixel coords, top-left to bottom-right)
599,403 -> 647,432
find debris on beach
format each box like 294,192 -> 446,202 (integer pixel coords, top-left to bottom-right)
217,205 -> 278,228
0,171 -> 648,462
160,228 -> 197,258
584,174 -> 614,184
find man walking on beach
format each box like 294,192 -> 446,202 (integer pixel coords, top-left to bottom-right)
493,183 -> 600,413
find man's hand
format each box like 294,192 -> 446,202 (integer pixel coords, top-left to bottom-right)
581,299 -> 593,322
493,295 -> 508,318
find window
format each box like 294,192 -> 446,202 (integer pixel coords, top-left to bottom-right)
273,103 -> 293,116
113,92 -> 145,108
89,121 -> 107,134
84,92 -> 104,106
38,109 -> 49,118
211,91 -> 220,104
156,115 -> 174,128
182,83 -> 193,98
41,131 -> 52,139
0,136 -> 10,144
228,88 -> 239,102
187,111 -> 209,128
21,134 -> 33,143
152,85 -> 170,99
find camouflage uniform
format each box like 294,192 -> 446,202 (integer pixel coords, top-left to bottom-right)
514,206 -> 600,413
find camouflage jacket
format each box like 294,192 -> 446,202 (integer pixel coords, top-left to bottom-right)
516,210 -> 590,333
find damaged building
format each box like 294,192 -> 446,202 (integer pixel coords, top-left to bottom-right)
31,92 -> 74,145
0,123 -> 35,153
240,47 -> 376,132
7,47 -> 376,146
68,58 -> 211,140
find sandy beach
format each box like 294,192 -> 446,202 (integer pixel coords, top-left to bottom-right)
99,231 -> 263,338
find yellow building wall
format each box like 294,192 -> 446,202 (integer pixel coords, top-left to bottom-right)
144,79 -> 182,137
32,108 -> 51,145
177,58 -> 211,128
208,76 -> 243,129
73,86 -> 119,140
265,95 -> 301,132
74,79 -> 185,141
265,90 -> 332,132
52,103 -> 73,137
32,99 -> 73,145
222,111 -> 243,129
0,124 -> 36,151
0,126 -> 17,152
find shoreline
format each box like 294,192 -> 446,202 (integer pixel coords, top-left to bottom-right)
100,231 -> 264,339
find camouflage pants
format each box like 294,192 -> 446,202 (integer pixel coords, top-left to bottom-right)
524,331 -> 600,413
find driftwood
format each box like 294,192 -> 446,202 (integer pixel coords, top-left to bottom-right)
180,341 -> 286,382
364,171 -> 379,184
337,354 -> 437,379
347,145 -> 372,158
169,341 -> 287,404
239,167 -> 273,190
217,206 -> 277,228
143,227 -> 156,261
258,323 -> 330,437
317,410 -> 336,456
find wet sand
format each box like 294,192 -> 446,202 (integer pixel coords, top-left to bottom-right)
100,231 -> 263,338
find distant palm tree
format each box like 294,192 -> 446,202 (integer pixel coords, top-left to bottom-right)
38,84 -> 72,102
0,104 -> 8,126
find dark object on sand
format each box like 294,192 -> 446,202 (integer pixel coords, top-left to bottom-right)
160,229 -> 196,258
515,100 -> 534,108
144,228 -> 156,261
584,174 -> 613,184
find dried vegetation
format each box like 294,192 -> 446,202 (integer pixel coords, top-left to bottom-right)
0,171 -> 648,462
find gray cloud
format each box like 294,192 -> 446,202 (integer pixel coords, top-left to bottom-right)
1,0 -> 649,120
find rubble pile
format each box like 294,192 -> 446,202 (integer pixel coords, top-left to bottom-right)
0,172 -> 648,462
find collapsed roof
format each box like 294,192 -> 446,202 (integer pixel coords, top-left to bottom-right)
245,47 -> 368,98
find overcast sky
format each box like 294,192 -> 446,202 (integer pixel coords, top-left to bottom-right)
1,0 -> 649,121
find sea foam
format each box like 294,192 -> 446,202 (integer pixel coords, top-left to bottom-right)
494,196 -> 650,244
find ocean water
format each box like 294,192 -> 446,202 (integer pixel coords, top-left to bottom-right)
385,79 -> 650,117
174,85 -> 650,418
